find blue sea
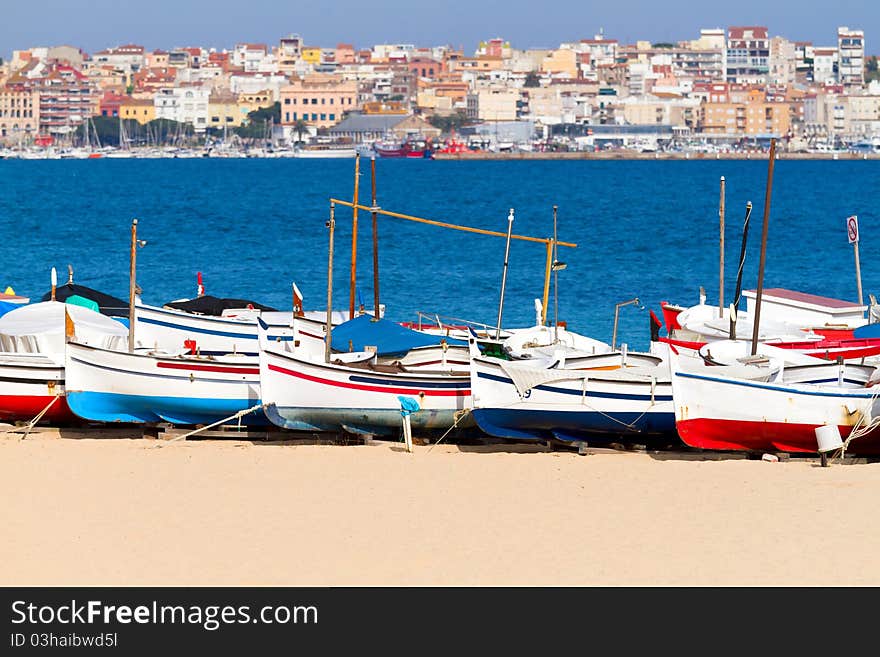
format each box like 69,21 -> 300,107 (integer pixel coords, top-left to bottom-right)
1,158 -> 877,349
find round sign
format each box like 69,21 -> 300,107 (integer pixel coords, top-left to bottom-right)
847,216 -> 859,243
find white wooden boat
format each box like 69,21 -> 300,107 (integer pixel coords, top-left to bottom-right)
669,348 -> 880,454
468,337 -> 675,443
0,302 -> 128,423
64,340 -> 265,425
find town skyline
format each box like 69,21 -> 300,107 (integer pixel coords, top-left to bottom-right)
0,0 -> 876,59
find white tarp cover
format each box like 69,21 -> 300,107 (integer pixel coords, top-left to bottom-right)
498,360 -> 662,397
0,301 -> 128,354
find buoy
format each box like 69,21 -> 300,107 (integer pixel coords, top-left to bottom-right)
815,425 -> 843,467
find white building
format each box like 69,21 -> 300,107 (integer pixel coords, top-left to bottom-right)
154,86 -> 210,132
838,27 -> 865,88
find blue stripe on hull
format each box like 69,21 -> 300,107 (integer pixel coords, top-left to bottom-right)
137,316 -> 257,341
472,408 -> 676,442
67,391 -> 268,426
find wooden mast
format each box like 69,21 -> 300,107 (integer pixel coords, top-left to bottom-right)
370,156 -> 380,320
719,176 -> 725,314
349,154 -> 360,319
128,218 -> 138,353
750,138 -> 777,356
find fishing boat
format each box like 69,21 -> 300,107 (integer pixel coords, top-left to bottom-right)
64,340 -> 266,425
468,336 -> 675,443
669,348 -> 880,454
657,288 -> 880,361
258,315 -> 473,435
0,300 -> 128,424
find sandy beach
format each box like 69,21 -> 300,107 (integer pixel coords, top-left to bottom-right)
2,429 -> 880,586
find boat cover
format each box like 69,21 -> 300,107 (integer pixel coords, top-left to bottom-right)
331,315 -> 465,357
0,301 -> 128,354
498,360 -> 663,397
0,300 -> 19,319
164,295 -> 277,316
41,283 -> 129,317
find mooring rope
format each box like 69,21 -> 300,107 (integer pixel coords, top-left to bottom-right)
154,403 -> 267,447
426,408 -> 472,453
20,394 -> 62,440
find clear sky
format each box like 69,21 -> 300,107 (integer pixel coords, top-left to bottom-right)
0,0 -> 875,59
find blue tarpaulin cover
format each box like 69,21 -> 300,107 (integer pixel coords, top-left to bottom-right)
0,301 -> 19,319
330,315 -> 465,357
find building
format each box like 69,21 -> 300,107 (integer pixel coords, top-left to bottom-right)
279,74 -> 357,128
813,48 -> 838,85
467,86 -> 518,121
837,27 -> 865,88
768,37 -> 796,86
0,86 -> 40,142
726,26 -> 769,83
119,97 -> 155,124
154,86 -> 210,131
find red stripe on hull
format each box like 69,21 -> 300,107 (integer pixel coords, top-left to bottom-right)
0,395 -> 76,423
156,362 -> 259,374
267,363 -> 470,396
677,418 -> 880,454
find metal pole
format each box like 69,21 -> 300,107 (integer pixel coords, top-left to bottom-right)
854,241 -> 863,306
750,138 -> 777,356
349,154 -> 360,319
128,218 -> 138,353
729,202 -> 753,339
325,203 -> 336,363
495,209 -> 514,339
719,175 -> 725,314
371,156 -> 379,320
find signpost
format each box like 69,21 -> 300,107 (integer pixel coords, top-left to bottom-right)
847,215 -> 863,305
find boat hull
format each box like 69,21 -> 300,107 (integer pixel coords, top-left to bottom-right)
0,356 -> 75,423
671,367 -> 880,454
469,356 -> 676,443
65,341 -> 266,425
260,345 -> 472,434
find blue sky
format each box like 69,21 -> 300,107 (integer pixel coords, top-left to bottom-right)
0,0 -> 875,58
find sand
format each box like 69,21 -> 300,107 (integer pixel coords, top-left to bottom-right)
2,430 -> 879,586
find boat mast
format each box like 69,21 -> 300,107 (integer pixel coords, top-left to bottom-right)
325,202 -> 336,363
750,138 -> 777,355
370,156 -> 380,320
128,219 -> 138,353
495,209 -> 514,339
729,202 -> 753,339
349,154 -> 360,319
718,176 -> 725,315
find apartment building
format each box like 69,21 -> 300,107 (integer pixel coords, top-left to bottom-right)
726,26 -> 769,83
279,74 -> 357,128
0,86 -> 40,141
837,27 -> 865,88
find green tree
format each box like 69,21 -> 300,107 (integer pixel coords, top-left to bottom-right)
524,72 -> 541,88
867,55 -> 879,83
427,110 -> 470,135
233,102 -> 281,140
652,42 -> 675,49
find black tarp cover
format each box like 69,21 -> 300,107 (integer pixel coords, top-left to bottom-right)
163,295 -> 277,316
40,283 -> 130,317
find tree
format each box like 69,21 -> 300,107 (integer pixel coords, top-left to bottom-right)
233,102 -> 281,141
867,55 -> 880,82
524,72 -> 541,88
652,42 -> 675,49
427,111 -> 470,135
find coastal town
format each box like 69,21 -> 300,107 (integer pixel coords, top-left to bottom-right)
1,25 -> 879,157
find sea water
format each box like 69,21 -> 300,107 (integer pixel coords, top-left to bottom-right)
1,158 -> 877,349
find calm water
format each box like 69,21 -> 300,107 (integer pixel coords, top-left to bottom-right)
0,158 -> 878,349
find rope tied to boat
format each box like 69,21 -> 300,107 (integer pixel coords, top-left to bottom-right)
20,394 -> 63,440
426,408 -> 472,453
153,402 -> 268,446
836,384 -> 880,460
